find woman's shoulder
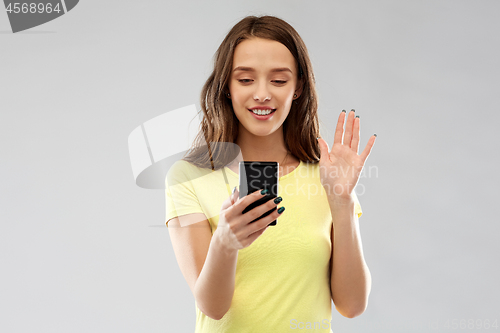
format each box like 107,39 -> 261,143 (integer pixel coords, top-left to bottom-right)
166,159 -> 213,186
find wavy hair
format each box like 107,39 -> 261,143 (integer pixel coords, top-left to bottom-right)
182,15 -> 321,170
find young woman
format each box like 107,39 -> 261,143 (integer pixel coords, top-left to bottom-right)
165,15 -> 376,332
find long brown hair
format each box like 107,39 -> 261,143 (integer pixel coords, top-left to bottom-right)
182,15 -> 321,170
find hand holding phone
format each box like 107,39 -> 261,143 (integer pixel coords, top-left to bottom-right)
215,187 -> 282,251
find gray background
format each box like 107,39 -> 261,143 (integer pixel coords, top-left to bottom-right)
1,0 -> 499,332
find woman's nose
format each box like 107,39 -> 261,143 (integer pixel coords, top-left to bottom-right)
253,82 -> 271,101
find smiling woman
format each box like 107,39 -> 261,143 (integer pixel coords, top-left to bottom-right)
165,14 -> 374,333
228,37 -> 302,142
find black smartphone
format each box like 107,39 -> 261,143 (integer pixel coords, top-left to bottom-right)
239,161 -> 279,226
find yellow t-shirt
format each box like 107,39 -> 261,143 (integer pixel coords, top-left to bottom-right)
165,159 -> 362,332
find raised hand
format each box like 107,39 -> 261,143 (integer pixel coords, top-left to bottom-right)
316,110 -> 376,200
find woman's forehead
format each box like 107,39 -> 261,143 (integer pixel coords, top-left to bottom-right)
232,38 -> 296,73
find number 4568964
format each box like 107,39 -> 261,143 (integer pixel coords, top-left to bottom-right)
6,2 -> 62,14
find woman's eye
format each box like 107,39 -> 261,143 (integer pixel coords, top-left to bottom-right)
237,79 -> 287,84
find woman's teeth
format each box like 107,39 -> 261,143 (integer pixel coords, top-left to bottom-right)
251,109 -> 274,115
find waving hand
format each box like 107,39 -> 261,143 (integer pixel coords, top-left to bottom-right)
317,110 -> 376,199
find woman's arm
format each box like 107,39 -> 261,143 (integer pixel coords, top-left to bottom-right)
168,214 -> 237,320
329,196 -> 371,318
167,189 -> 279,320
315,110 -> 376,318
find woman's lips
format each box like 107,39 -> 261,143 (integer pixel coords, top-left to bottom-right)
248,108 -> 277,120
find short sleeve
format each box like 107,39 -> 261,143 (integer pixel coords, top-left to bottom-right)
165,160 -> 204,227
352,190 -> 363,219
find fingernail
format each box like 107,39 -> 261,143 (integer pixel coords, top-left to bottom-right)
261,189 -> 269,195
274,196 -> 282,204
355,115 -> 360,118
278,207 -> 285,214
351,109 -> 355,112
232,186 -> 237,194
374,134 -> 377,137
342,110 -> 346,113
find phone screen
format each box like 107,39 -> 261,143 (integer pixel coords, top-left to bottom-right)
239,161 -> 278,226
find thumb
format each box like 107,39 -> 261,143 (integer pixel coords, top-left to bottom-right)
221,186 -> 239,210
317,137 -> 330,163
230,186 -> 239,205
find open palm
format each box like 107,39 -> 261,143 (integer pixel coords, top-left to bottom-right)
317,110 -> 376,199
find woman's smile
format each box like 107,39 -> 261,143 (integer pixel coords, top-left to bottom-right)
248,106 -> 277,119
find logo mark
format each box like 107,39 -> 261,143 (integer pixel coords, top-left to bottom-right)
3,0 -> 79,33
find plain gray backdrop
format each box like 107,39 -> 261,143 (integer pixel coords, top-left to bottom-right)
1,0 -> 499,332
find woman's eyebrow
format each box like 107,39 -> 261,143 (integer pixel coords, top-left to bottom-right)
233,66 -> 292,73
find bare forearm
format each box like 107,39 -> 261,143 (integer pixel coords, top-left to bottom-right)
329,196 -> 371,318
194,229 -> 238,320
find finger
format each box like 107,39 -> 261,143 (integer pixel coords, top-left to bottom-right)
333,110 -> 346,145
246,205 -> 282,235
232,188 -> 269,215
359,134 -> 377,164
317,137 -> 330,163
351,115 -> 360,154
221,186 -> 239,210
224,188 -> 268,235
230,186 -> 238,205
343,109 -> 355,147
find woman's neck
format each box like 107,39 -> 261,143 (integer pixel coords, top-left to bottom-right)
235,127 -> 288,163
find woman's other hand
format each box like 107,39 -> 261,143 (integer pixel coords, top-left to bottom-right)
214,188 -> 284,252
317,110 -> 376,200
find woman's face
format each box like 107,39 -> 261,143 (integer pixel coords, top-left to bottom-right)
228,37 -> 302,138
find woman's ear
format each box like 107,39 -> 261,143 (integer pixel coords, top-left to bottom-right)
294,79 -> 304,99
